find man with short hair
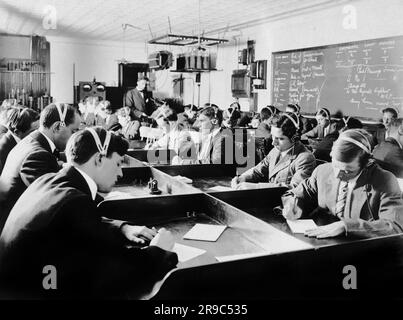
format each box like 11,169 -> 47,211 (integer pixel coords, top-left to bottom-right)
286,103 -> 313,134
373,118 -> 403,178
283,129 -> 403,238
125,76 -> 155,119
0,103 -> 81,230
0,127 -> 177,298
0,107 -> 39,174
382,107 -> 398,140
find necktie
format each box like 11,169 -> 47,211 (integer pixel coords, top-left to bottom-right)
335,180 -> 348,218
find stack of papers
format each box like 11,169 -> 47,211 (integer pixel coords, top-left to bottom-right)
286,219 -> 317,233
183,223 -> 227,242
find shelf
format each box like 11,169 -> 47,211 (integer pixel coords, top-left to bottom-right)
148,34 -> 228,47
0,71 -> 52,74
170,69 -> 220,73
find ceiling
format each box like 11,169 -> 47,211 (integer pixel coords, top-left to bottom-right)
0,0 -> 352,43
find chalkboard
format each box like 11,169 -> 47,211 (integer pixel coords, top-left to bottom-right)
272,36 -> 403,120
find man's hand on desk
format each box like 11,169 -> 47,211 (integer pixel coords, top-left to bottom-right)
231,175 -> 246,189
121,224 -> 158,244
304,221 -> 346,238
150,228 -> 175,251
281,195 -> 303,220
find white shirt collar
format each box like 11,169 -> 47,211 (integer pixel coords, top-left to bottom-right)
10,132 -> 20,143
280,145 -> 294,158
39,131 -> 57,153
74,167 -> 98,201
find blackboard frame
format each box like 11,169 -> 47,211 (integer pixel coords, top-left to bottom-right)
271,34 -> 403,122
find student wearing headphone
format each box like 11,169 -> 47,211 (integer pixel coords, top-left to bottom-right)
0,107 -> 39,175
301,107 -> 337,140
254,106 -> 279,164
0,127 -> 177,298
283,129 -> 403,238
0,103 -> 81,231
286,103 -> 313,134
191,104 -> 225,164
231,112 -> 316,189
313,116 -> 363,162
382,107 -> 399,140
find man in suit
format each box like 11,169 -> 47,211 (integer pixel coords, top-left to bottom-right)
0,103 -> 81,230
283,129 -> 403,239
301,107 -> 337,140
125,75 -> 155,119
0,127 -> 177,298
373,118 -> 403,178
231,113 -> 316,189
0,107 -> 39,174
381,107 -> 398,140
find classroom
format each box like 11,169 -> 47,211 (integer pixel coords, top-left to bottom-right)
0,0 -> 403,300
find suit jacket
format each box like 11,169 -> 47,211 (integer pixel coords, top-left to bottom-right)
373,137 -> 403,178
0,165 -> 178,298
299,115 -> 314,134
302,121 -> 337,139
313,131 -> 339,162
197,128 -> 226,164
241,141 -> 316,188
125,88 -> 154,118
0,130 -> 59,231
291,162 -> 403,237
0,131 -> 17,175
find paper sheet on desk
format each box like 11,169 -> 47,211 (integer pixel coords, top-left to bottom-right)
286,219 -> 317,233
208,186 -> 233,192
183,224 -> 227,242
103,191 -> 135,200
172,243 -> 206,262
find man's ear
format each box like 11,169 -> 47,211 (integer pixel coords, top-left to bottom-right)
52,121 -> 62,133
94,153 -> 103,167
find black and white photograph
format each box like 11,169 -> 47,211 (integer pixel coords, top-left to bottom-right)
0,0 -> 402,306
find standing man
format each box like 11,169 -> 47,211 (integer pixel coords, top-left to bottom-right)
125,75 -> 155,120
0,103 -> 81,230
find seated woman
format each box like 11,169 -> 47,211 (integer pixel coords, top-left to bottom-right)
146,112 -> 195,164
301,107 -> 337,141
314,116 -> 363,162
232,112 -> 316,190
188,104 -> 225,164
117,107 -> 141,140
95,100 -> 119,130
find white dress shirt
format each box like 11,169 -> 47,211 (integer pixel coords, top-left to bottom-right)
74,167 -> 98,201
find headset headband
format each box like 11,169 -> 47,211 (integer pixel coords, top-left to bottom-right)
343,116 -> 351,126
86,127 -> 111,156
318,108 -> 330,120
268,106 -> 277,116
56,103 -> 68,127
283,112 -> 300,130
338,130 -> 371,154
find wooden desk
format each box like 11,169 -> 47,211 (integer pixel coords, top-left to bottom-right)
209,187 -> 357,247
126,149 -> 176,165
98,192 -> 403,299
155,164 -> 237,192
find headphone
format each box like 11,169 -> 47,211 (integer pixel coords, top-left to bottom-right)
267,106 -> 278,117
342,116 -> 351,128
203,105 -> 220,125
56,103 -> 68,127
283,112 -> 301,143
317,107 -> 331,122
85,127 -> 111,157
338,129 -> 372,155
